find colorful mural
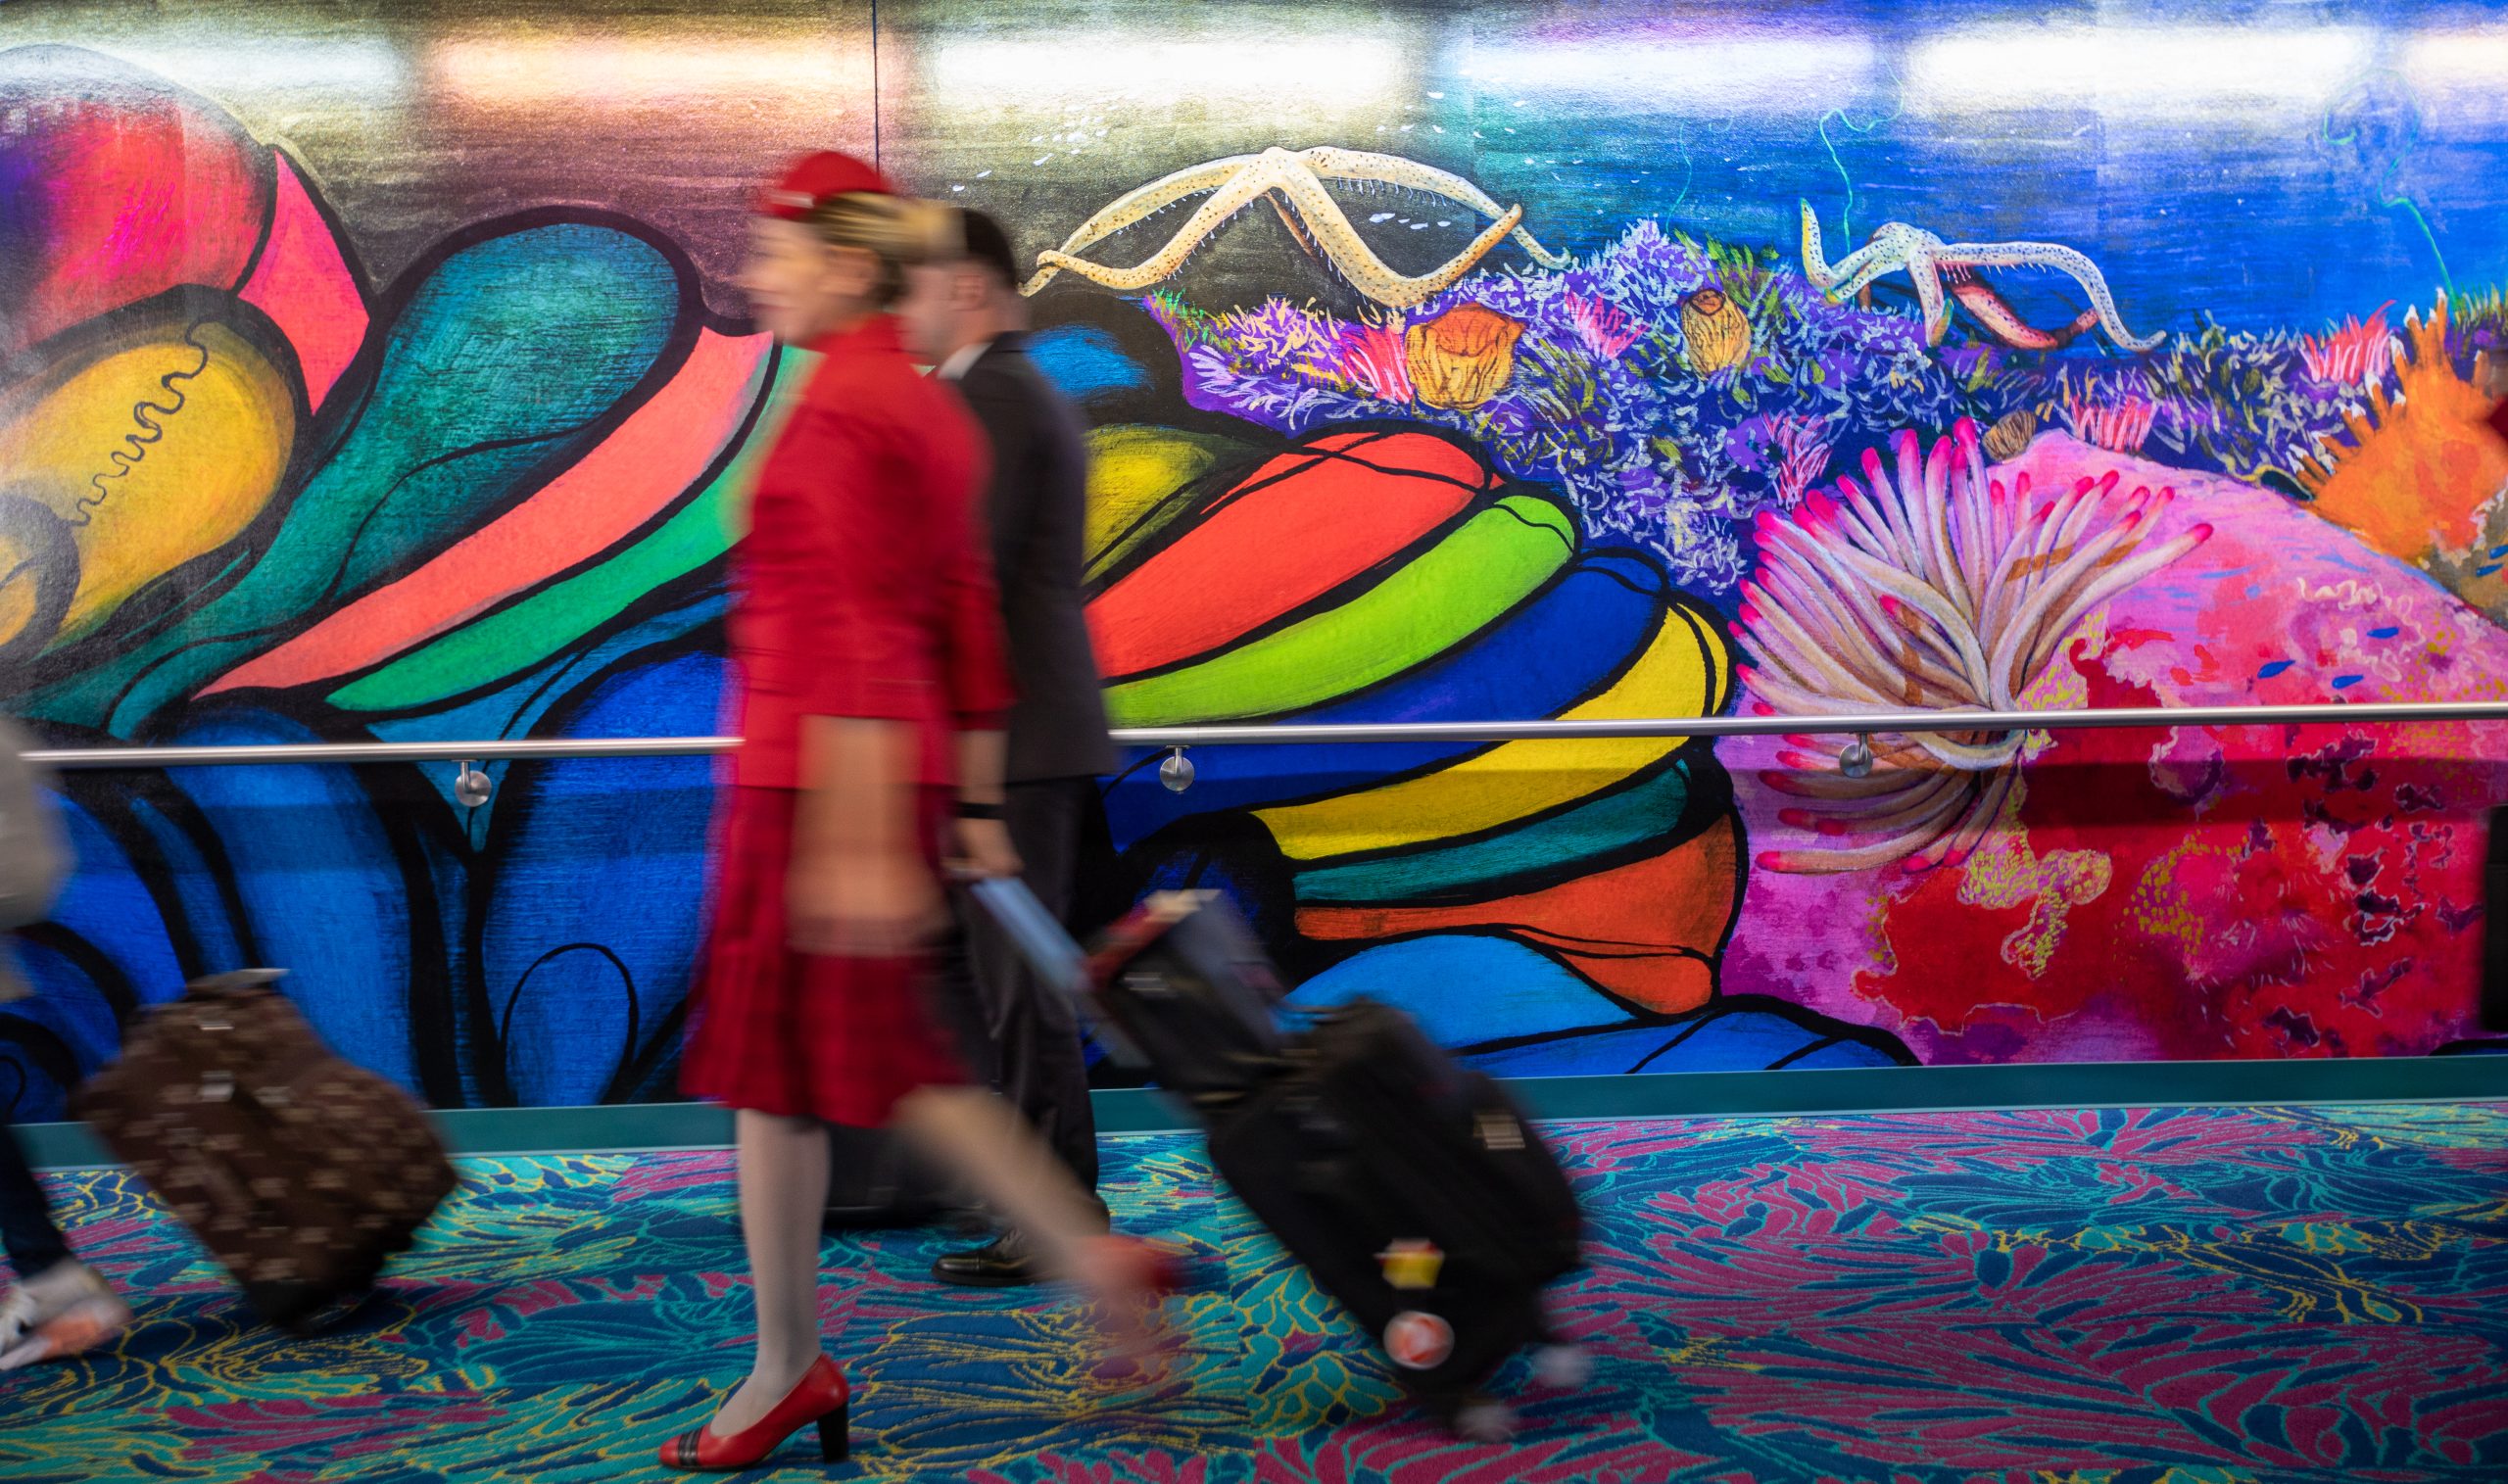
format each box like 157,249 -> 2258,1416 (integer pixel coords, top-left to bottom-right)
5,3 -> 2508,1121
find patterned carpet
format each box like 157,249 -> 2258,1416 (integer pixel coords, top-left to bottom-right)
4,1104 -> 2507,1483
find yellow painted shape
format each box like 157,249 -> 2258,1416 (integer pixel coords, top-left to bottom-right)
1084,424 -> 1240,579
0,319 -> 296,645
1256,599 -> 1731,861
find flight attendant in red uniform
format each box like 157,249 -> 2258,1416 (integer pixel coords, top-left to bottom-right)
663,153 -> 1171,1472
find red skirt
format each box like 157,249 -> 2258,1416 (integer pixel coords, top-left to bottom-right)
681,785 -> 967,1126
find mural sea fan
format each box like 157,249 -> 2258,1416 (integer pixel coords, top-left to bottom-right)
1739,419 -> 2210,874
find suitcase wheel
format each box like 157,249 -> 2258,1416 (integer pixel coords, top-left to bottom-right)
1450,1397 -> 1518,1444
1531,1342 -> 1592,1390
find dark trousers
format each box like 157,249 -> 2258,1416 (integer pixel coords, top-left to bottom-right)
0,1114 -> 71,1281
938,777 -> 1107,1198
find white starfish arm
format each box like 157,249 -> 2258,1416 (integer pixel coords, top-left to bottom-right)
1937,239 -> 2166,351
1264,157 -> 1528,309
1027,148 -> 1531,310
1907,247 -> 1951,347
1026,155 -> 1292,296
1019,155 -> 1262,296
1301,147 -> 1569,268
1818,229 -> 1920,304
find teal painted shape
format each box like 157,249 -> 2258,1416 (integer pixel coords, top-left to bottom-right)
1283,933 -> 1630,1045
31,221 -> 685,735
1293,758 -> 1693,904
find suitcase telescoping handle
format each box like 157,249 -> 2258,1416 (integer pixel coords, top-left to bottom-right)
963,877 -> 1152,1070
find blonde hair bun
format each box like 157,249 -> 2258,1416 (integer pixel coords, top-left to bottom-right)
807,192 -> 961,268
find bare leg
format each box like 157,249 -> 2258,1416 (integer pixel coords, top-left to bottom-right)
893,1087 -> 1117,1289
710,1110 -> 832,1437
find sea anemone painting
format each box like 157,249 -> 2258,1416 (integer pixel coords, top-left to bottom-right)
1737,418 -> 2211,873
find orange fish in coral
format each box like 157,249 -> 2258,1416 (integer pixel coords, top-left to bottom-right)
2294,296 -> 2508,565
1403,303 -> 1523,410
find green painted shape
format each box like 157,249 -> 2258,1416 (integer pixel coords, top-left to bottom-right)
328,349 -> 814,712
1104,493 -> 1575,727
30,222 -> 686,735
1295,757 -> 1693,903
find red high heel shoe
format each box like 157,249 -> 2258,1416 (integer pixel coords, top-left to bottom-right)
658,1353 -> 849,1471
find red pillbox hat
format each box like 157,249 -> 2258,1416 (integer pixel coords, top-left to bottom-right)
754,151 -> 893,219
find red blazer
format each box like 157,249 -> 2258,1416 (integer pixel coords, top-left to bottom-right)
730,315 -> 1014,790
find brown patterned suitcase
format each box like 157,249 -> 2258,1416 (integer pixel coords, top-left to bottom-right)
72,969 -> 458,1333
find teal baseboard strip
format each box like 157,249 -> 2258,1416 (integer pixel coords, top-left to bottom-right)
1501,1053 -> 2508,1122
20,1054 -> 2508,1171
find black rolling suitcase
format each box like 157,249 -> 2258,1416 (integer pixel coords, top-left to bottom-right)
970,881 -> 1590,1438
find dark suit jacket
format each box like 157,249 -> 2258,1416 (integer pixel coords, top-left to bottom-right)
951,333 -> 1117,782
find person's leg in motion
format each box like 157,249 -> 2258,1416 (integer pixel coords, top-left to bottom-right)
0,1119 -> 126,1369
705,1110 -> 834,1438
895,1084 -> 1170,1357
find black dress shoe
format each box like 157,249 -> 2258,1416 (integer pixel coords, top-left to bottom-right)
932,1230 -> 1040,1288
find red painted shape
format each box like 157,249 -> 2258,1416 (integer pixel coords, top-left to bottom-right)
1,50 -> 266,359
239,153 -> 367,412
1085,431 -> 1492,680
203,328 -> 770,695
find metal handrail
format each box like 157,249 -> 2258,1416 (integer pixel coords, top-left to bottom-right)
21,697 -> 2508,769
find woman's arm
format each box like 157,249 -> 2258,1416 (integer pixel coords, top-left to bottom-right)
789,715 -> 942,958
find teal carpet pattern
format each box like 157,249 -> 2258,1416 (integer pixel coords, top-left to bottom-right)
4,1104 -> 2507,1482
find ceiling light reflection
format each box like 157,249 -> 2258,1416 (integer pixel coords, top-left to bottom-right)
91,40 -> 410,94
925,38 -> 1410,111
428,37 -> 860,107
2400,26 -> 2508,122
1907,26 -> 2373,118
1458,37 -> 1879,110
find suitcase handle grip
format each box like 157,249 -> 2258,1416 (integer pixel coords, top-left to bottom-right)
965,877 -> 1151,1069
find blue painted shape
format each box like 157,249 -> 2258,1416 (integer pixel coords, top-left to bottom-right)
45,791 -> 188,1008
1285,934 -> 1630,1045
1463,1005 -> 1904,1077
7,939 -> 120,1069
2257,659 -> 2295,679
1104,551 -> 1670,851
1294,760 -> 1690,904
163,709 -> 420,1095
2332,674 -> 2363,690
370,588 -> 725,843
479,650 -> 722,1107
121,791 -> 247,976
1026,324 -> 1148,404
2367,626 -> 2400,639
0,1041 -> 66,1125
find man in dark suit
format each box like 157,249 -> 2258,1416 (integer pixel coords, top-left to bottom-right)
902,209 -> 1119,1286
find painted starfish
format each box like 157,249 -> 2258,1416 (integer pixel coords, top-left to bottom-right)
1022,146 -> 1570,311
1798,203 -> 2165,354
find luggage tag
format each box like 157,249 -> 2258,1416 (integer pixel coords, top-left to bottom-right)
965,877 -> 1151,1070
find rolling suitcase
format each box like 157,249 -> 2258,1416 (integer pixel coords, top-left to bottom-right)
971,881 -> 1590,1438
72,969 -> 458,1334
